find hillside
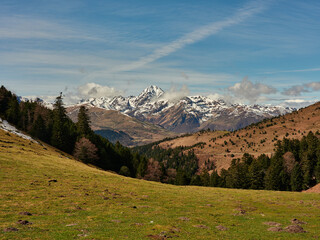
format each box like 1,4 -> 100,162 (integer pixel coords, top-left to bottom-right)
1,127 -> 320,239
159,102 -> 320,172
67,106 -> 176,146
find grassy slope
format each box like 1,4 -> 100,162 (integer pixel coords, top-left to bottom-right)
159,102 -> 320,172
1,129 -> 320,240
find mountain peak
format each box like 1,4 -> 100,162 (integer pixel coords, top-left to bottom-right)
141,85 -> 164,98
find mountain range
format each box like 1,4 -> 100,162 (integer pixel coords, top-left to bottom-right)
66,85 -> 294,146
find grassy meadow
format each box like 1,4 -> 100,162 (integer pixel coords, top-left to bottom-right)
1,129 -> 320,240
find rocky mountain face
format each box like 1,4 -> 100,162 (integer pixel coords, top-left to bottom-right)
74,85 -> 294,133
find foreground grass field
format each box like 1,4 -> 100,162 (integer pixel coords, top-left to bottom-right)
1,130 -> 320,240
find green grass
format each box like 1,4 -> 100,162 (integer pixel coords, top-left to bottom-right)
1,130 -> 320,239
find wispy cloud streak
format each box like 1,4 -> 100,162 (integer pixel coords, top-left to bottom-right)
263,67 -> 320,74
110,1 -> 267,73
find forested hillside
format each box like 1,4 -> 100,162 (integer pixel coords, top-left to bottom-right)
0,86 -> 147,177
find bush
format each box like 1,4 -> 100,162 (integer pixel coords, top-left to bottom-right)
119,166 -> 131,177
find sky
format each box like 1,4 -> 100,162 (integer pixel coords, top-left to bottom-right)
0,0 -> 319,107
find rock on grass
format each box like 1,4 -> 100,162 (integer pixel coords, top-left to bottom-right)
284,225 -> 306,233
3,227 -> 18,232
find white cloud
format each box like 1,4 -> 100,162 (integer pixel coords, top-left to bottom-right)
159,85 -> 190,103
282,85 -> 309,96
207,93 -> 224,101
228,77 -> 277,103
0,16 -> 99,41
264,67 -> 320,74
107,1 -> 267,73
282,81 -> 320,96
306,82 -> 320,91
279,99 -> 318,109
77,83 -> 123,99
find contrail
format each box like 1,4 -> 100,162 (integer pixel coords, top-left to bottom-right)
111,1 -> 267,73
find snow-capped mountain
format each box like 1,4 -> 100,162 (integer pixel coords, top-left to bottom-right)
73,85 -> 294,133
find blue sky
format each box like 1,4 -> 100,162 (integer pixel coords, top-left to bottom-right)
0,0 -> 319,107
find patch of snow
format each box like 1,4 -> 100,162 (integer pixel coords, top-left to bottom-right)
0,118 -> 38,143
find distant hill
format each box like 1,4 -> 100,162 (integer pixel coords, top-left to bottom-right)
66,106 -> 176,146
158,101 -> 320,172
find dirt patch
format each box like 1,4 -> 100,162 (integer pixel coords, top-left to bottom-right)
193,224 -> 208,229
146,235 -> 166,240
111,220 -> 122,223
178,217 -> 190,221
132,223 -> 144,226
3,227 -> 19,232
267,227 -> 283,232
291,218 -> 307,225
19,212 -> 32,216
233,209 -> 246,216
284,225 -> 306,233
216,225 -> 228,231
304,183 -> 320,193
263,222 -> 282,227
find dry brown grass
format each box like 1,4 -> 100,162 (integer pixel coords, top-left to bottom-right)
158,102 -> 320,172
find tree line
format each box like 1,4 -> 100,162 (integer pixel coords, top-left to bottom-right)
0,86 -> 147,177
135,130 -> 320,191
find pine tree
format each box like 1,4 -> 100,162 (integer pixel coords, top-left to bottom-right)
51,93 -> 69,152
175,169 -> 189,185
264,156 -> 285,190
77,106 -> 92,136
248,159 -> 265,189
31,115 -> 47,141
290,163 -> 303,191
200,169 -> 210,186
209,171 -> 221,187
5,96 -> 20,125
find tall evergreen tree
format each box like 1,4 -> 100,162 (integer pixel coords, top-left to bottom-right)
6,96 -> 20,125
77,106 -> 92,136
264,156 -> 285,191
51,93 -> 71,152
290,163 -> 303,191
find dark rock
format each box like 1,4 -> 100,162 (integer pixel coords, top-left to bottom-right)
291,218 -> 307,225
48,179 -> 57,183
17,220 -> 32,225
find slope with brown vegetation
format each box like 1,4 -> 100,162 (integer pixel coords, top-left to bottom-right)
159,102 -> 320,172
67,105 -> 176,146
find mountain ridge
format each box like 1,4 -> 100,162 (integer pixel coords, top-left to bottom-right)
72,85 -> 294,134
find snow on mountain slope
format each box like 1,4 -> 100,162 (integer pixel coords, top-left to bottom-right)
73,85 -> 294,133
